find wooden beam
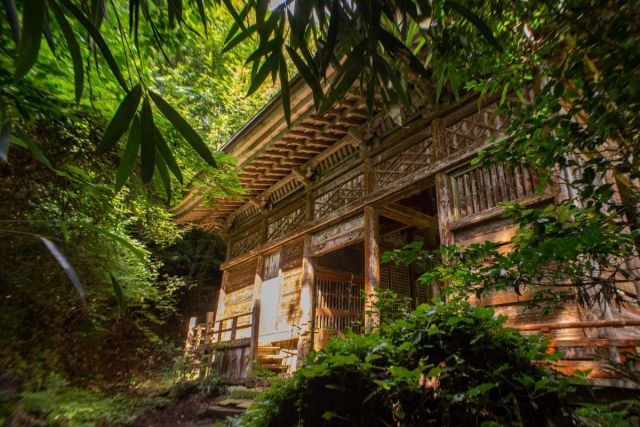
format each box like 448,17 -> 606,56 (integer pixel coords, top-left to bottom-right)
378,203 -> 438,229
249,255 -> 264,369
364,206 -> 380,333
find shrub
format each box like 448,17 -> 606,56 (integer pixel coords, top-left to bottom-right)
243,298 -> 580,426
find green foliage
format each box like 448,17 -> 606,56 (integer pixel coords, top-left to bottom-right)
15,373 -> 163,427
243,299 -> 580,426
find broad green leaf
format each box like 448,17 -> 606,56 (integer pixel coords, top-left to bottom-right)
115,115 -> 141,192
148,90 -> 216,167
140,97 -> 155,183
40,236 -> 86,307
155,148 -> 172,201
154,126 -> 183,184
98,84 -> 142,153
14,0 -> 46,80
0,122 -> 10,162
60,0 -> 128,91
109,272 -> 125,311
50,1 -> 84,103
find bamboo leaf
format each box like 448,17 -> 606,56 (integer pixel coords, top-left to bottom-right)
40,236 -> 86,307
98,84 -> 142,153
12,126 -> 53,169
195,0 -> 207,35
140,97 -> 155,183
60,0 -> 129,91
14,0 -> 46,80
0,122 -> 10,162
148,90 -> 216,167
222,23 -> 256,54
109,272 -> 125,311
279,55 -> 290,125
154,125 -> 183,184
443,0 -> 501,51
50,1 -> 84,103
155,148 -> 172,201
115,115 -> 141,192
3,0 -> 20,44
247,53 -> 278,96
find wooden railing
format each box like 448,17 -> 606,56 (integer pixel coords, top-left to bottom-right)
185,312 -> 253,350
512,319 -> 640,380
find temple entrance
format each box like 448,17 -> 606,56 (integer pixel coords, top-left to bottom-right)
313,245 -> 365,348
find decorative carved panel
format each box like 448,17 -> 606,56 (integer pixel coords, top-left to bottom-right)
374,136 -> 434,190
311,215 -> 365,253
281,241 -> 304,271
230,226 -> 263,258
263,251 -> 281,281
267,205 -> 306,241
313,174 -> 365,218
451,162 -> 539,219
226,262 -> 256,293
444,103 -> 509,156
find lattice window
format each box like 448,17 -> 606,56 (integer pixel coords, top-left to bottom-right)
315,276 -> 363,333
444,104 -> 509,156
380,263 -> 412,313
263,251 -> 281,281
451,162 -> 539,219
315,246 -> 364,276
267,205 -> 306,241
281,241 -> 304,271
230,226 -> 263,258
226,262 -> 256,293
374,137 -> 434,190
313,174 -> 364,218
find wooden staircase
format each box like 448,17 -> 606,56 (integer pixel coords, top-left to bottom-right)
255,345 -> 288,374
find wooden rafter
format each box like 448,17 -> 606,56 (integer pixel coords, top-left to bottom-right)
378,203 -> 439,230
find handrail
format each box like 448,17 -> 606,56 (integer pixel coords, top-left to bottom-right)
186,311 -> 253,350
512,319 -> 640,332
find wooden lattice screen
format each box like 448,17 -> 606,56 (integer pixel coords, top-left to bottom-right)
315,246 -> 364,276
230,225 -> 263,258
315,274 -> 363,333
263,251 -> 281,281
444,103 -> 510,156
451,162 -> 539,219
313,174 -> 365,218
374,135 -> 434,190
267,205 -> 306,241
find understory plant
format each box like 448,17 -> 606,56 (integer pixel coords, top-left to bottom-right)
243,298 -> 583,427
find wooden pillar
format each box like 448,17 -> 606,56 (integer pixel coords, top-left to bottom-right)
433,117 -> 455,247
249,255 -> 264,364
364,206 -> 380,333
215,271 -> 227,324
296,235 -> 315,367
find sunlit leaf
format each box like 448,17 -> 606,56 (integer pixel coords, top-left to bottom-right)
115,115 -> 141,192
60,0 -> 129,91
148,90 -> 216,167
140,96 -> 156,183
50,1 -> 84,103
98,83 -> 142,153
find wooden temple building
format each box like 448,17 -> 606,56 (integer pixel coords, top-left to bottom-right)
175,77 -> 640,384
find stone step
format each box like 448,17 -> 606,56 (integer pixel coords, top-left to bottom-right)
256,354 -> 285,362
257,346 -> 280,355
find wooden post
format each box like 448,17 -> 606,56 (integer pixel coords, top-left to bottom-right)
230,316 -> 238,340
205,311 -> 214,345
296,234 -> 315,367
431,118 -> 446,160
249,255 -> 264,366
364,206 -> 380,333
